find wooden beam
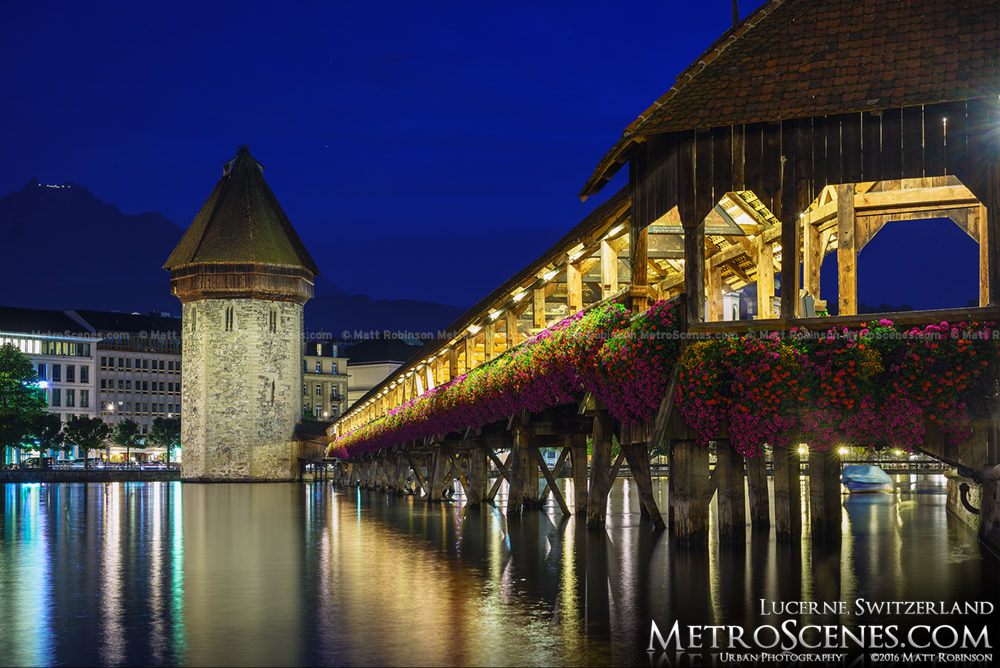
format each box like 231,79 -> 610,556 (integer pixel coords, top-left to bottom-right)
530,447 -> 570,516
837,183 -> 858,316
405,452 -> 429,498
537,447 -> 570,504
620,442 -> 665,529
631,226 -> 649,313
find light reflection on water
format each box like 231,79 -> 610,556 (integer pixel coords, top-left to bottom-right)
0,475 -> 995,666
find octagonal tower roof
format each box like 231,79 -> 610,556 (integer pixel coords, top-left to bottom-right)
164,146 -> 320,275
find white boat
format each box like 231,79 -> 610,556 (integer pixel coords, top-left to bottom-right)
841,465 -> 893,493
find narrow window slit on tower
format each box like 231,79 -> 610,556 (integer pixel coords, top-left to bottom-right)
225,306 -> 235,331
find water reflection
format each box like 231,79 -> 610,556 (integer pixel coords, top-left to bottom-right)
0,476 -> 995,667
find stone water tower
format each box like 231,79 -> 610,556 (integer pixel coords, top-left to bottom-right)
163,146 -> 319,480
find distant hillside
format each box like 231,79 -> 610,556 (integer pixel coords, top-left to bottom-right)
0,178 -> 466,333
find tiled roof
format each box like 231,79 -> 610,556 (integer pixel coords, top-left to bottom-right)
581,0 -> 1000,198
164,146 -> 320,274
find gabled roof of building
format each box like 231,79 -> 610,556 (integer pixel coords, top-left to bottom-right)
0,306 -> 95,337
163,146 -> 320,274
580,0 -> 1000,198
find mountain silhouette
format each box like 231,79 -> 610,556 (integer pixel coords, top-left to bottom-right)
0,178 -> 465,334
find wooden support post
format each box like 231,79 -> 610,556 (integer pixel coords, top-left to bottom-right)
529,447 -> 570,516
601,239 -> 618,298
837,183 -> 858,316
715,439 -> 746,543
707,264 -> 724,322
533,288 -> 547,330
804,220 -> 822,303
779,217 -> 802,319
684,220 -> 705,324
980,204 -> 990,307
567,262 -> 583,314
668,439 -> 710,544
631,227 -> 649,313
746,455 -> 770,531
445,449 -> 473,502
757,240 -> 774,318
505,309 -> 518,349
427,450 -> 449,502
466,449 -> 486,506
570,434 -> 589,514
809,449 -> 843,539
524,447 -> 541,508
621,442 -> 665,529
449,346 -> 460,380
587,412 -> 615,529
506,428 -> 529,517
772,447 -> 802,540
484,321 -> 495,362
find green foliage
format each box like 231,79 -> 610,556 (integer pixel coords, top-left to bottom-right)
27,412 -> 65,455
63,416 -> 110,470
0,343 -> 47,464
112,418 -> 143,463
150,417 -> 180,467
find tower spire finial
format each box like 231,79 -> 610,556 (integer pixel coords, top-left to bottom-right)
732,0 -> 739,27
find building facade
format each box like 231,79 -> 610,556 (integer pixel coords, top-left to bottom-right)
345,338 -> 422,408
164,146 -> 320,481
0,306 -> 101,462
66,309 -> 181,462
302,341 -> 348,420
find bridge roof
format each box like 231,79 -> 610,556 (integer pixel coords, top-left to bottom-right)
580,0 -> 1000,198
337,186 -> 630,424
164,146 -> 320,275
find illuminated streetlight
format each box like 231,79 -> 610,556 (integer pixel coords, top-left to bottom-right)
797,445 -> 807,455
838,447 -> 848,456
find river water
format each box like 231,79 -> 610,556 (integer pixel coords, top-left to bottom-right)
0,475 -> 995,667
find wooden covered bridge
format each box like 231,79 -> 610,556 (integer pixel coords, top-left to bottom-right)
322,0 -> 1000,553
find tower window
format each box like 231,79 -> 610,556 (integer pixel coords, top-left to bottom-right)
271,380 -> 275,404
191,306 -> 197,333
269,308 -> 277,333
225,306 -> 235,332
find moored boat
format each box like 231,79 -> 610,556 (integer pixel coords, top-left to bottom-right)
841,465 -> 893,493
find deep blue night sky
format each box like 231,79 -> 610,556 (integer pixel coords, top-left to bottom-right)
0,0 -> 978,309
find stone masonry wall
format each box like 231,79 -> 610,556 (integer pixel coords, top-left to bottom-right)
181,299 -> 302,481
